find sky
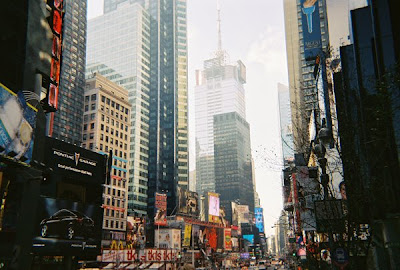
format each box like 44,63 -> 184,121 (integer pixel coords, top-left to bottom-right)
88,0 -> 289,236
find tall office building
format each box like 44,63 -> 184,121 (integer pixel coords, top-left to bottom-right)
283,0 -> 330,153
194,56 -> 246,196
278,83 -> 294,165
50,0 -> 87,145
82,74 -> 130,245
146,0 -> 189,221
88,0 -> 189,221
86,1 -> 151,217
214,112 -> 254,223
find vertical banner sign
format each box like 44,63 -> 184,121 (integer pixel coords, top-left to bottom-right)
183,224 -> 192,247
154,192 -> 167,226
255,208 -> 264,233
301,0 -> 322,60
224,229 -> 232,251
47,0 -> 64,135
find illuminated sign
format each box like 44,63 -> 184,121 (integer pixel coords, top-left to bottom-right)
154,193 -> 167,226
300,0 -> 322,60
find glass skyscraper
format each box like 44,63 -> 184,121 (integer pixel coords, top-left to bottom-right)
213,111 -> 254,223
86,1 -> 151,217
50,0 -> 87,145
194,54 -> 247,196
87,0 -> 189,220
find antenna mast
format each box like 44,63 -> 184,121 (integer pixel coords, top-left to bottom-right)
217,0 -> 222,53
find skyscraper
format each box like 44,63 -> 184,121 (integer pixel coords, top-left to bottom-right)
194,56 -> 247,196
146,0 -> 189,220
283,0 -> 329,153
50,0 -> 87,145
88,0 -> 189,221
213,112 -> 254,224
194,2 -> 247,196
86,0 -> 151,217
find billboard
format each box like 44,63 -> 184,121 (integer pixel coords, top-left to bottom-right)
31,137 -> 106,255
126,217 -> 146,249
0,83 -> 37,165
177,187 -> 199,217
208,192 -> 220,223
154,192 -> 167,226
255,208 -> 264,233
231,202 -> 239,226
32,197 -> 102,255
300,0 -> 322,60
237,205 -> 250,224
243,234 -> 254,245
183,224 -> 192,247
224,229 -> 232,251
155,228 -> 181,249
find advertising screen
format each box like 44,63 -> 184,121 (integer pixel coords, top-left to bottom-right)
126,217 -> 146,249
32,197 -> 102,255
243,234 -> 254,245
255,208 -> 264,233
0,83 -> 37,165
155,228 -> 181,249
154,192 -> 167,226
31,137 -> 106,256
208,192 -> 219,223
300,0 -> 322,60
237,205 -> 250,224
177,187 -> 199,217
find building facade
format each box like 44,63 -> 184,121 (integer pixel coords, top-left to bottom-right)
86,1 -> 151,216
50,0 -> 87,145
278,83 -> 294,165
82,73 -> 130,245
213,112 -> 254,223
194,56 -> 247,196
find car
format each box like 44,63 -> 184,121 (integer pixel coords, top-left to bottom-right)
257,260 -> 266,270
40,209 -> 94,240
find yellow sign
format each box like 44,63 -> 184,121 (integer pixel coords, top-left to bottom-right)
183,224 -> 192,247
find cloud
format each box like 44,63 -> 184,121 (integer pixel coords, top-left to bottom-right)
246,27 -> 288,83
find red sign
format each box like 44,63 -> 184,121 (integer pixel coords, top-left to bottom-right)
224,229 -> 232,251
154,193 -> 167,226
102,249 -> 178,263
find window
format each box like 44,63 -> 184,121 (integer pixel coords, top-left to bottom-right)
91,103 -> 96,110
85,96 -> 89,102
84,105 -> 88,112
100,134 -> 104,140
89,143 -> 93,149
101,114 -> 105,121
91,94 -> 96,100
83,134 -> 87,140
106,98 -> 110,105
111,101 -> 115,107
89,133 -> 94,139
90,123 -> 95,129
101,95 -> 105,102
84,115 -> 88,122
83,124 -> 87,131
100,144 -> 103,151
101,124 -> 104,131
90,113 -> 95,120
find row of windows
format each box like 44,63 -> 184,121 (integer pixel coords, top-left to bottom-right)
104,208 -> 125,219
104,219 -> 125,230
101,95 -> 129,115
100,106 -> 129,123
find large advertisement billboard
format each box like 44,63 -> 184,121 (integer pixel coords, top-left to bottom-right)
255,208 -> 264,233
155,228 -> 181,249
224,229 -> 232,251
208,192 -> 220,223
0,83 -> 37,165
32,197 -> 102,255
237,205 -> 250,224
154,192 -> 167,226
31,137 -> 106,256
177,187 -> 199,217
301,0 -> 322,60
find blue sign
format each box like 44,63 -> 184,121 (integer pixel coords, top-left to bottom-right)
255,207 -> 264,233
0,83 -> 37,165
301,0 -> 322,60
243,234 -> 254,244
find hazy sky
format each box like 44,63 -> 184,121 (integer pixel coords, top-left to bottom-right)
88,0 -> 288,236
